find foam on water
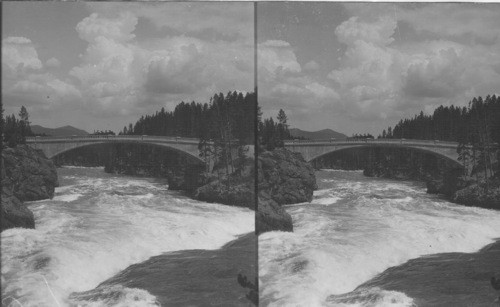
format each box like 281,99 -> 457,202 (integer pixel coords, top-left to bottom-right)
1,168 -> 253,307
259,170 -> 500,306
53,193 -> 83,202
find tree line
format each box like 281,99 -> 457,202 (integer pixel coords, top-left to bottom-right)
91,130 -> 116,136
258,108 -> 292,151
120,91 -> 256,175
2,106 -> 34,147
350,133 -> 374,139
120,91 -> 254,142
379,95 -> 500,179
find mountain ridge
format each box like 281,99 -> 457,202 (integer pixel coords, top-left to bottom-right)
289,128 -> 347,140
31,125 -> 89,136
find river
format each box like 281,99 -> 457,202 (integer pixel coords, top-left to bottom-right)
259,170 -> 500,306
1,167 -> 254,306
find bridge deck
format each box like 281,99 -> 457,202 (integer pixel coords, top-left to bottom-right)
26,135 -> 201,144
284,138 -> 460,147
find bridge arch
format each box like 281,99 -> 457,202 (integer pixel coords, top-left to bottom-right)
26,136 -> 206,165
48,141 -> 205,164
309,144 -> 464,169
284,139 -> 464,170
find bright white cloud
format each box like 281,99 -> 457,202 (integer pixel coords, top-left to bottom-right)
89,2 -> 253,41
76,12 -> 137,43
67,7 -> 253,117
2,36 -> 43,72
258,40 -> 301,83
335,16 -> 396,46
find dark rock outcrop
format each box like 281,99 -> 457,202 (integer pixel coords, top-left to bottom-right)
167,165 -> 206,193
2,145 -> 58,201
256,194 -> 293,235
194,149 -> 316,234
425,168 -> 500,210
453,179 -> 500,209
1,145 -> 58,232
258,148 -> 317,205
185,147 -> 316,234
1,186 -> 35,231
257,148 -> 317,235
425,168 -> 465,196
193,157 -> 255,210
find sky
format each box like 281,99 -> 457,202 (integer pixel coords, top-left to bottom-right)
258,3 -> 500,136
2,2 -> 254,133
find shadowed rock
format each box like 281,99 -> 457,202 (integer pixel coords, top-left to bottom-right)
257,148 -> 317,235
1,145 -> 58,231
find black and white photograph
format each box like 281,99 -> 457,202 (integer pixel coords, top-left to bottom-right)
1,2 -> 256,306
257,2 -> 500,306
3,1 -> 500,307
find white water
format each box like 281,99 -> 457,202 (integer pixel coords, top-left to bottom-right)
259,170 -> 500,307
1,167 -> 254,307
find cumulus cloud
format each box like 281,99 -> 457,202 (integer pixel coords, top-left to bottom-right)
3,2 -> 254,132
326,16 -> 403,119
402,47 -> 467,99
258,39 -> 301,83
259,3 -> 500,135
76,12 -> 137,43
324,13 -> 498,122
91,2 -> 254,41
67,7 -> 253,116
2,36 -> 43,72
335,16 -> 396,46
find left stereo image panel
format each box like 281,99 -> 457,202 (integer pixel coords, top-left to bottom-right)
1,2 -> 257,306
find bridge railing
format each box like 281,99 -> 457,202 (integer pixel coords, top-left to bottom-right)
26,135 -> 201,143
284,138 -> 460,147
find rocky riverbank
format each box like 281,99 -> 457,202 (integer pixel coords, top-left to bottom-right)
346,148 -> 500,210
367,164 -> 500,210
427,174 -> 500,210
193,157 -> 255,210
256,148 -> 317,235
1,144 -> 59,231
181,147 -> 317,234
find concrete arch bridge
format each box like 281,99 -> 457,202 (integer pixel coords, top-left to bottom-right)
284,138 -> 465,168
26,135 -> 207,166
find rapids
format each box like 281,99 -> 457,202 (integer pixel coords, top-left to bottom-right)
1,167 -> 254,306
259,170 -> 500,306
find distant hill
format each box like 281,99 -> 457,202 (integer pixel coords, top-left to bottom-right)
31,125 -> 89,137
289,128 -> 347,140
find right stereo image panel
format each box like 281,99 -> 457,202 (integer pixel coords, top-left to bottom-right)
256,2 -> 500,306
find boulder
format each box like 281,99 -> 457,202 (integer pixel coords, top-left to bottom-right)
426,179 -> 444,194
256,193 -> 293,235
2,145 -> 58,201
194,180 -> 254,209
256,148 -> 316,234
1,187 -> 34,231
192,148 -> 316,234
453,180 -> 500,210
258,148 -> 317,205
1,144 -> 58,231
193,157 -> 255,210
167,165 -> 206,192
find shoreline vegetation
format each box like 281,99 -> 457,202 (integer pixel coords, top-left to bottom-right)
313,95 -> 500,210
